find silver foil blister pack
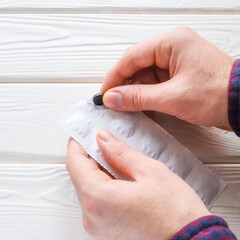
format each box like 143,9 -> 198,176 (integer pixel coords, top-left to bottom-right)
58,100 -> 226,209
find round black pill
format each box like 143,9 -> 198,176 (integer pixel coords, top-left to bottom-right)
93,93 -> 104,106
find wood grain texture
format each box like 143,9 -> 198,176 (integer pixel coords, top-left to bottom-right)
0,164 -> 238,239
0,2 -> 238,239
0,14 -> 240,82
154,113 -> 240,163
0,83 -> 239,164
0,0 -> 239,13
0,83 -> 100,163
0,164 -> 95,240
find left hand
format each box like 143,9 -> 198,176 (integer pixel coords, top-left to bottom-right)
67,129 -> 210,240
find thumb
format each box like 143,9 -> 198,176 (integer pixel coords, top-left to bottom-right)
103,81 -> 176,112
96,129 -> 150,180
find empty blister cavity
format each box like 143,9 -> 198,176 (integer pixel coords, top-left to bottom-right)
58,100 -> 227,209
91,141 -> 103,156
138,131 -> 167,159
111,112 -> 140,138
87,101 -> 106,118
66,112 -> 93,138
165,154 -> 193,179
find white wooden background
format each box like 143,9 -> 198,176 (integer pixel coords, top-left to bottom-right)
0,1 -> 239,239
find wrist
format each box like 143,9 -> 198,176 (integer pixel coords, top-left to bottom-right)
228,58 -> 240,136
170,215 -> 237,240
218,56 -> 235,128
157,204 -> 210,240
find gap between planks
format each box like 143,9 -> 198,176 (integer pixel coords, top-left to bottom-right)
0,9 -> 240,15
0,0 -> 239,14
0,83 -> 239,164
0,163 -> 239,239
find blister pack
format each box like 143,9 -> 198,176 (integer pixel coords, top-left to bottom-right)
58,100 -> 226,209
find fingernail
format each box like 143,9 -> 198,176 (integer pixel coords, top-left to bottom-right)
104,92 -> 123,109
98,130 -> 115,142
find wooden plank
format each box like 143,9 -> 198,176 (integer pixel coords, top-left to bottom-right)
0,14 -> 240,82
0,83 -> 239,164
154,113 -> 240,163
0,164 -> 238,239
0,164 -> 95,240
0,83 -> 100,163
0,0 -> 239,13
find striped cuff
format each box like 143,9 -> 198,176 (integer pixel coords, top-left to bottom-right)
228,59 -> 240,137
170,215 -> 237,240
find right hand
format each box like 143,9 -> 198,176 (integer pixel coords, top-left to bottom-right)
101,26 -> 234,128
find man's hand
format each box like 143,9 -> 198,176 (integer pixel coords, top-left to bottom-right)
67,130 -> 210,240
101,27 -> 234,128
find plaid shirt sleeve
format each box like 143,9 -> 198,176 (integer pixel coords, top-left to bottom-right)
169,215 -> 237,240
228,59 -> 240,137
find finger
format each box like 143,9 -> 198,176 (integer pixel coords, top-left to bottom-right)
66,138 -> 111,189
96,130 -> 150,180
130,66 -> 158,85
130,66 -> 169,85
103,79 -> 178,113
154,67 -> 170,83
101,31 -> 174,92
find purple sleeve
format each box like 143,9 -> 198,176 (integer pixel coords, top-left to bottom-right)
169,215 -> 237,240
228,59 -> 240,137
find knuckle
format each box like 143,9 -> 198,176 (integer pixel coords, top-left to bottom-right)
173,26 -> 196,41
80,186 -> 104,216
82,216 -> 96,236
114,63 -> 123,79
171,26 -> 196,47
81,193 -> 101,217
124,44 -> 135,54
123,46 -> 139,67
127,52 -> 137,68
65,156 -> 72,172
82,199 -> 97,216
67,137 -> 73,150
81,182 -> 99,199
114,142 -> 132,160
131,86 -> 143,110
175,26 -> 193,34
